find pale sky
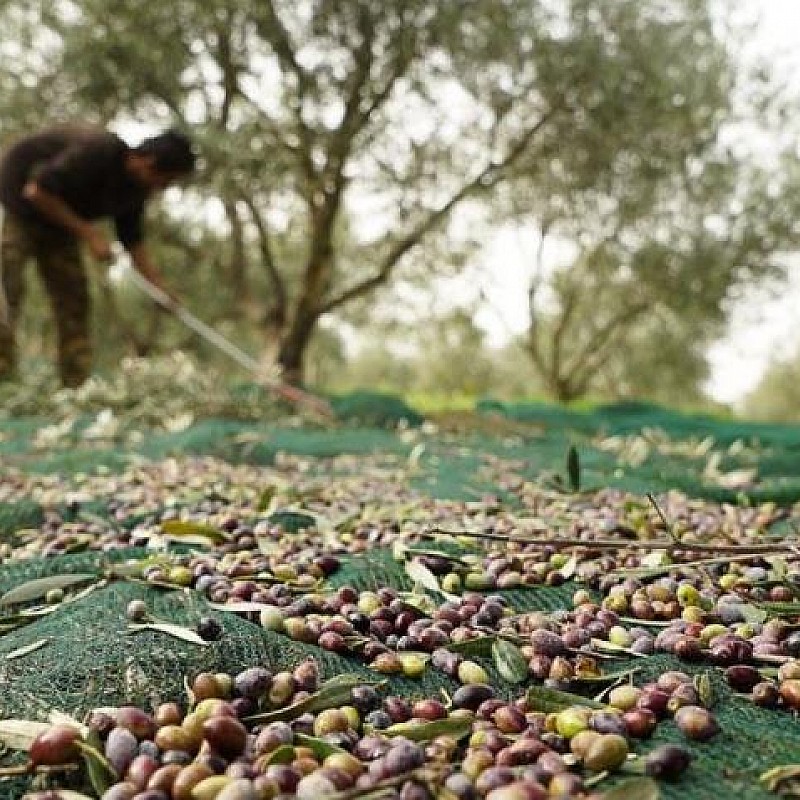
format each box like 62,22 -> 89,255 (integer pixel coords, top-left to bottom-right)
476,0 -> 800,407
706,0 -> 800,404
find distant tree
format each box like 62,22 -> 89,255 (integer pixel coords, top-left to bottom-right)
497,1 -> 800,403
742,350 -> 800,422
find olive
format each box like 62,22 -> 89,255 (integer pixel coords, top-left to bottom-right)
100,783 -> 138,800
126,600 -> 149,622
780,679 -> 800,710
589,711 -> 627,737
350,685 -> 380,714
752,681 -> 781,708
725,665 -> 761,693
622,708 -> 657,739
105,726 -> 140,776
171,763 -> 215,800
583,733 -> 629,772
233,667 -> 271,699
126,753 -> 160,789
674,706 -> 720,741
458,661 -> 489,685
293,659 -> 320,692
196,616 -> 224,641
607,685 -> 641,711
202,716 -> 248,759
216,777 -> 261,800
644,743 -> 693,780
115,707 -> 156,740
314,709 -> 351,737
570,729 -> 601,760
30,724 -> 81,766
452,684 -> 495,711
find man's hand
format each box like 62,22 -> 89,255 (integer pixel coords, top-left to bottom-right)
82,225 -> 113,263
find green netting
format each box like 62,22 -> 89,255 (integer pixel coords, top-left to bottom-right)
0,501 -> 44,536
0,548 -> 791,800
4,394 -> 800,798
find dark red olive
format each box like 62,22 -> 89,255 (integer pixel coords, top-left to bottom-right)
622,708 -> 657,739
29,724 -> 81,766
644,744 -> 693,780
725,665 -> 761,693
202,716 -> 248,758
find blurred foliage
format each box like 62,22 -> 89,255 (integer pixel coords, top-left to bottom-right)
743,348 -> 800,422
0,1 -> 799,405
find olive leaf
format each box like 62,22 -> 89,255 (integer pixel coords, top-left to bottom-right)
770,557 -> 789,582
526,686 -> 608,713
492,638 -> 529,684
0,574 -> 97,607
590,639 -> 646,658
382,716 -> 473,742
567,445 -> 581,492
5,638 -> 49,661
246,675 -> 380,724
126,622 -> 209,646
447,636 -> 495,657
0,719 -> 52,750
77,509 -> 121,534
405,560 -> 459,602
294,733 -> 347,758
738,604 -> 769,625
77,741 -> 116,794
694,671 -> 716,708
761,765 -> 800,793
570,668 -> 640,689
599,777 -> 661,800
159,520 -> 228,544
48,712 -> 88,738
264,744 -> 296,766
256,486 -> 277,512
560,554 -> 579,580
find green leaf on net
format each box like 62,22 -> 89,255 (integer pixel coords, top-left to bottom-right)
160,520 -> 228,544
126,622 -> 209,646
294,734 -> 347,759
761,765 -> 800,793
382,715 -> 473,742
78,740 -> 117,794
527,686 -> 608,713
492,637 -> 529,684
567,445 -> 581,492
0,574 -> 97,608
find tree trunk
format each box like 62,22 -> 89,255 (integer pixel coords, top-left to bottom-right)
277,310 -> 317,386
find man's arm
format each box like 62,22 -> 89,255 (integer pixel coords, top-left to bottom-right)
21,181 -> 112,261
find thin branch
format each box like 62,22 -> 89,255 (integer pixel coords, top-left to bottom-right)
423,527 -> 797,556
320,107 -> 563,313
240,195 -> 287,317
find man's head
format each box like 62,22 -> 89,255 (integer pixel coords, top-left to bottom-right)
126,130 -> 197,191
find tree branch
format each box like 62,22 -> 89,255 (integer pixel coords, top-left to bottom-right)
240,195 -> 288,320
320,107 -> 562,313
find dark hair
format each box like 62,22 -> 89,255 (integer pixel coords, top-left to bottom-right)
135,129 -> 196,175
